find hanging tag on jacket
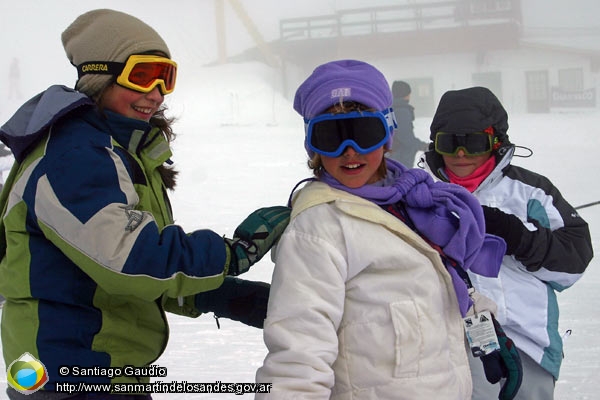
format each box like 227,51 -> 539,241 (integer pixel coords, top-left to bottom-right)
463,310 -> 500,357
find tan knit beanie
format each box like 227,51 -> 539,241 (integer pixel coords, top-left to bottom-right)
62,9 -> 171,98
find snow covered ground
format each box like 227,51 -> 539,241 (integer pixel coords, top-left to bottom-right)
0,61 -> 599,399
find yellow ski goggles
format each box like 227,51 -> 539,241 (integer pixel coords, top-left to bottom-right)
77,55 -> 177,95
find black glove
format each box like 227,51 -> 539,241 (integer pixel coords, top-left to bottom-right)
480,316 -> 523,400
195,277 -> 270,328
225,206 -> 290,276
481,206 -> 531,256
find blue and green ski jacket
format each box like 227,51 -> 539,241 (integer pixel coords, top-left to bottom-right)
0,85 -> 229,390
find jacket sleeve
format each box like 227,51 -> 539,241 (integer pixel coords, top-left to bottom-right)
33,142 -> 228,301
255,222 -> 347,398
513,176 -> 593,291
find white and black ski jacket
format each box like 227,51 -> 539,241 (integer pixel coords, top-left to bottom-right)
422,146 -> 593,379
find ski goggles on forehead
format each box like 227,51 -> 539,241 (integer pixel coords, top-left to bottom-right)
434,132 -> 494,156
305,108 -> 396,157
77,55 -> 177,95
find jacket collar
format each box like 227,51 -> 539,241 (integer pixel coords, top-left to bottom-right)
100,110 -> 152,153
291,181 -> 420,241
0,85 -> 93,162
421,144 -> 515,193
97,110 -> 172,168
0,85 -> 171,167
472,145 -> 514,195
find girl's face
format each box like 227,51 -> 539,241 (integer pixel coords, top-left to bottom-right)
442,148 -> 492,177
321,146 -> 385,188
99,84 -> 164,121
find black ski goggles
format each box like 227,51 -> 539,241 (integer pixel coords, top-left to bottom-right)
434,132 -> 493,156
305,108 -> 396,157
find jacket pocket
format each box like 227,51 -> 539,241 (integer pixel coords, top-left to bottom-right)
336,300 -> 423,390
390,300 -> 422,378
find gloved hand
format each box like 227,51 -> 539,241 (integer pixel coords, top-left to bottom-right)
225,206 -> 290,276
195,277 -> 270,328
480,315 -> 523,400
481,206 -> 532,256
467,289 -> 498,318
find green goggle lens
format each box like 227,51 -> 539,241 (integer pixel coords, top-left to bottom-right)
434,132 -> 493,156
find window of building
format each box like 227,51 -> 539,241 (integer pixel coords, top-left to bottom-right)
558,68 -> 584,91
526,70 -> 549,113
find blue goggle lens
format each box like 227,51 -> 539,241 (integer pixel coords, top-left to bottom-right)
306,110 -> 393,157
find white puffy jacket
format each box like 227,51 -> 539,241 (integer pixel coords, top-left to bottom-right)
256,181 -> 472,399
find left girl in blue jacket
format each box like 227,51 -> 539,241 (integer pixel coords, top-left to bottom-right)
0,8 -> 289,400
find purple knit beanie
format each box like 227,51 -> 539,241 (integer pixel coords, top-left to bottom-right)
294,59 -> 395,156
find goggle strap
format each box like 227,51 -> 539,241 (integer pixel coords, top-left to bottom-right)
383,107 -> 398,130
304,107 -> 396,129
76,61 -> 125,78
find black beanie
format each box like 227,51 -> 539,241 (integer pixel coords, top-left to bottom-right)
429,87 -> 510,145
392,80 -> 411,98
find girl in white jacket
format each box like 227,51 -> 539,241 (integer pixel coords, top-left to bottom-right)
255,60 -> 506,399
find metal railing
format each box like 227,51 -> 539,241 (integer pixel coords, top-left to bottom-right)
280,0 -> 520,41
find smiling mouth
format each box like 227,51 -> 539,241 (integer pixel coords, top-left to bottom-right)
133,106 -> 153,114
343,163 -> 363,170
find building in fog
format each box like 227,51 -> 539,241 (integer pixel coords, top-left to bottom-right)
227,0 -> 599,115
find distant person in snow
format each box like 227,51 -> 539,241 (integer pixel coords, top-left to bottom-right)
256,60 -> 508,399
421,86 -> 593,400
0,9 -> 289,399
387,80 -> 427,167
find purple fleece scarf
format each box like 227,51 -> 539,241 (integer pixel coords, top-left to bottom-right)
320,158 -> 506,316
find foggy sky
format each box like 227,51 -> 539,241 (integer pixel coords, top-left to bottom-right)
0,0 -> 599,102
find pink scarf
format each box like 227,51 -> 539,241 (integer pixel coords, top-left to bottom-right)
445,155 -> 495,193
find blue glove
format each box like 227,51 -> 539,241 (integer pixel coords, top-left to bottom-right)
225,206 -> 290,276
480,315 -> 523,400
